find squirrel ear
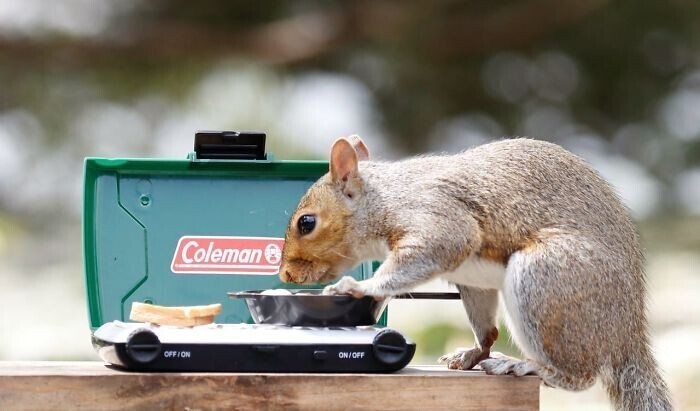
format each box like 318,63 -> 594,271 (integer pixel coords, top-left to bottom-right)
330,138 -> 359,183
348,135 -> 370,161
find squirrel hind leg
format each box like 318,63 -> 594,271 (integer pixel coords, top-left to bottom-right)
499,234 -> 615,389
479,355 -> 595,390
439,286 -> 500,370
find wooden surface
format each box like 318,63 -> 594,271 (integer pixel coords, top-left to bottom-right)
0,361 -> 539,410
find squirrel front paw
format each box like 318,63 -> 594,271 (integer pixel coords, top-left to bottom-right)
322,276 -> 366,298
439,347 -> 491,370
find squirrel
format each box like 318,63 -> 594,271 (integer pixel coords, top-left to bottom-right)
278,135 -> 672,411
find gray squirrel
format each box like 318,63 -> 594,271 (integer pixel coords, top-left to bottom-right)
278,136 -> 672,411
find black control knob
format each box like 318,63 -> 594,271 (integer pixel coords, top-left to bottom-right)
372,329 -> 408,366
126,329 -> 161,364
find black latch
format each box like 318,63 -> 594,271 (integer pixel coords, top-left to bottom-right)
194,131 -> 266,160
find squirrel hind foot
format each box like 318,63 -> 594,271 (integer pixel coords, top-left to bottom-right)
479,355 -> 540,377
479,356 -> 596,391
439,347 -> 490,370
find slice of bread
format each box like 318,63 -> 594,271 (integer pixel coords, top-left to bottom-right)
129,302 -> 221,326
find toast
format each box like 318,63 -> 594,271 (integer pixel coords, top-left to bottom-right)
129,302 -> 222,326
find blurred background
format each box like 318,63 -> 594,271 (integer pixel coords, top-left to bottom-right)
0,1 -> 699,409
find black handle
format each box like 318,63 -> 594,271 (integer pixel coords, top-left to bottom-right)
227,290 -> 461,300
393,292 -> 461,300
194,130 -> 266,160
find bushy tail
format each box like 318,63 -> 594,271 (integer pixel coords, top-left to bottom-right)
602,348 -> 673,411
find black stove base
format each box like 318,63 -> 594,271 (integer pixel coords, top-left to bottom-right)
92,323 -> 416,373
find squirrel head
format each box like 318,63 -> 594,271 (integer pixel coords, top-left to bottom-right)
279,135 -> 371,284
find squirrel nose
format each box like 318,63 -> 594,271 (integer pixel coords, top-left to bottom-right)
279,268 -> 291,283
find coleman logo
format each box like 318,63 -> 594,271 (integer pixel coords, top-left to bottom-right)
171,236 -> 284,275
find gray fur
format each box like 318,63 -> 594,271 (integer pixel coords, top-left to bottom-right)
285,138 -> 673,410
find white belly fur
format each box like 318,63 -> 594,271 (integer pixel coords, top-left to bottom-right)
439,256 -> 507,290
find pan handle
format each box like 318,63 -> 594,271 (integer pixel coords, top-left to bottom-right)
227,290 -> 462,299
393,292 -> 461,300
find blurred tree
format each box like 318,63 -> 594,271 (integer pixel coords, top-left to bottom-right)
1,0 -> 700,216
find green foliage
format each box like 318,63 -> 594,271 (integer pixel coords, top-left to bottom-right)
2,1 -> 700,182
413,322 -> 463,358
410,322 -> 520,361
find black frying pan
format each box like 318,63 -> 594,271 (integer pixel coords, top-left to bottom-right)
228,289 -> 460,327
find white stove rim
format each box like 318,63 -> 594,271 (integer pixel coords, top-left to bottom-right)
93,321 -> 403,345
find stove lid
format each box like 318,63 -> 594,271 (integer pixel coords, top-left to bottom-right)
83,132 -> 379,330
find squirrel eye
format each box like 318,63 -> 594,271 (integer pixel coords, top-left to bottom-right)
297,214 -> 316,236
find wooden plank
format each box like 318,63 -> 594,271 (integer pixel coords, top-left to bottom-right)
0,362 -> 539,410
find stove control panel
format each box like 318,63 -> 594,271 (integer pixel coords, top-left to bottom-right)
93,321 -> 416,373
